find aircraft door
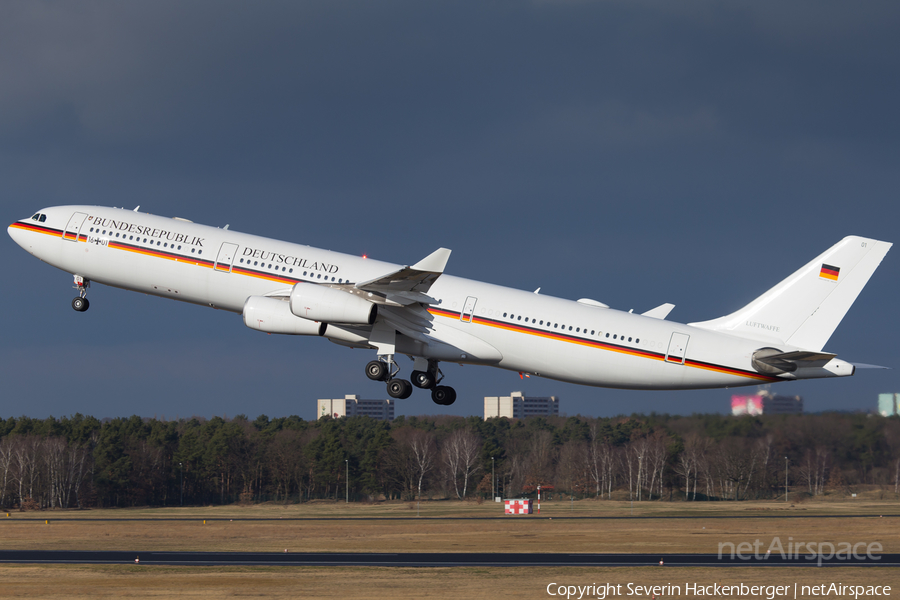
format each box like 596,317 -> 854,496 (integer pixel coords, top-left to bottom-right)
460,296 -> 477,323
214,242 -> 239,273
63,212 -> 88,242
665,332 -> 690,364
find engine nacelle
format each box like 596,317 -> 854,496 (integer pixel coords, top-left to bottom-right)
290,282 -> 377,325
243,296 -> 326,336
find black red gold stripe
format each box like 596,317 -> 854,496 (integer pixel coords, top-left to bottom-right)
107,240 -> 216,268
10,222 -> 64,237
14,219 -> 780,384
429,307 -> 779,383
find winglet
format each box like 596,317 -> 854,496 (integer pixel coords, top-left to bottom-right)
411,248 -> 451,273
642,303 -> 675,320
354,248 -> 453,299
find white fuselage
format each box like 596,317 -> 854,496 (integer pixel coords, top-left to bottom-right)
9,206 -> 855,391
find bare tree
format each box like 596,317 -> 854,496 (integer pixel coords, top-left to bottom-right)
442,429 -> 481,500
13,436 -> 43,507
644,431 -> 669,500
800,446 -> 830,496
674,432 -> 709,500
410,430 -> 437,501
0,437 -> 14,508
587,423 -> 617,499
391,428 -> 437,501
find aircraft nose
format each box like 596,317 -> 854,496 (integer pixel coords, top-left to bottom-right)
8,221 -> 29,250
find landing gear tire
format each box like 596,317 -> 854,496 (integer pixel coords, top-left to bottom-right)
431,386 -> 456,406
72,297 -> 90,312
410,370 -> 436,389
387,379 -> 413,400
365,360 -> 389,382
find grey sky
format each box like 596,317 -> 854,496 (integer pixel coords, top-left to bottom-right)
3,1 -> 898,420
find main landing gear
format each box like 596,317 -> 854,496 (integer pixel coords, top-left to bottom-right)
365,357 -> 457,405
72,275 -> 90,312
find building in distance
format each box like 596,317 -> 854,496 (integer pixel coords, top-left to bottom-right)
731,389 -> 803,416
318,395 -> 394,421
878,393 -> 899,417
484,391 -> 560,420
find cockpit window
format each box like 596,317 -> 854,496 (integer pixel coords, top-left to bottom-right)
31,213 -> 47,222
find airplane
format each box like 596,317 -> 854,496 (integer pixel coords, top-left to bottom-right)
8,205 -> 892,406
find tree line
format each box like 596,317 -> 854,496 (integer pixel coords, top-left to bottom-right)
0,411 -> 898,510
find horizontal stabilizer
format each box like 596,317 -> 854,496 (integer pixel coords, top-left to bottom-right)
752,348 -> 837,374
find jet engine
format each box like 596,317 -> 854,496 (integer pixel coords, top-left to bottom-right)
289,281 -> 377,325
243,296 -> 326,335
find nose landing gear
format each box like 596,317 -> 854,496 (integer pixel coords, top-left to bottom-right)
72,275 -> 90,312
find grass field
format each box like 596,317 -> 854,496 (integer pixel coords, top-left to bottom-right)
1,497 -> 898,598
0,565 -> 895,599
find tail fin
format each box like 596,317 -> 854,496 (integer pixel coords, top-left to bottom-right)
689,236 -> 892,351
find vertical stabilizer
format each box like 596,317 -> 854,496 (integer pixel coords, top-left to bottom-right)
689,236 -> 891,351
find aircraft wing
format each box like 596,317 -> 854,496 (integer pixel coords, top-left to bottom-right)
354,247 -> 451,306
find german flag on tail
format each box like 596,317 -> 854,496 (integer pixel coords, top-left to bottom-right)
819,263 -> 840,281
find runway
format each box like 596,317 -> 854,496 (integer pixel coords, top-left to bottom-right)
1,551 -> 897,567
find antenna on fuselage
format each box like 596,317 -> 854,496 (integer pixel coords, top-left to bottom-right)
133,206 -> 140,212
